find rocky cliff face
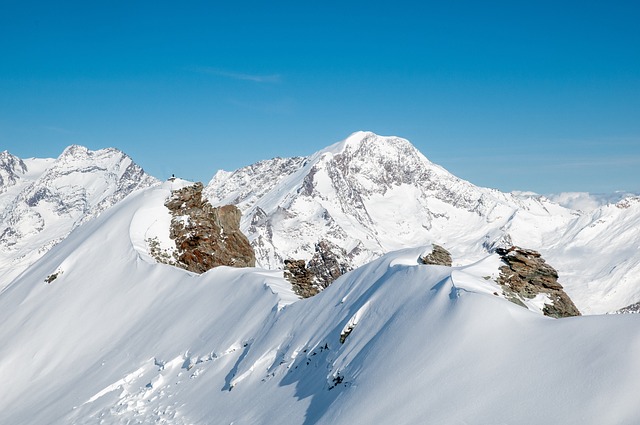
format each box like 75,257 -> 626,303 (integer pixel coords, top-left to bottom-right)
283,259 -> 317,298
165,182 -> 255,273
496,246 -> 580,318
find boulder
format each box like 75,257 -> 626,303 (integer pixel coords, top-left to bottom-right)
496,246 -> 580,318
418,244 -> 452,266
165,182 -> 255,273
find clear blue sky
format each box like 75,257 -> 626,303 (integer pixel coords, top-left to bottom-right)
1,0 -> 638,194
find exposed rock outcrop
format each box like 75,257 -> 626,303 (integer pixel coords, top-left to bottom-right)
307,240 -> 352,289
615,301 -> 640,314
496,246 -> 580,318
284,239 -> 352,298
165,183 -> 255,273
283,259 -> 317,298
418,244 -> 452,266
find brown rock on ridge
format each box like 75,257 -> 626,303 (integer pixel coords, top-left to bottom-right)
496,246 -> 580,318
165,182 -> 255,273
418,244 -> 452,266
307,240 -> 351,289
284,239 -> 352,298
283,259 -> 318,298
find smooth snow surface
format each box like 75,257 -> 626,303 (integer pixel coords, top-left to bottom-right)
1,181 -> 639,424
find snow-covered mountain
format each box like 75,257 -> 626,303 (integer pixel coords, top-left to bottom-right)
205,131 -> 640,314
1,180 -> 639,424
0,145 -> 157,288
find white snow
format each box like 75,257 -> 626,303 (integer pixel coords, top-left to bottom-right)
1,181 -> 639,424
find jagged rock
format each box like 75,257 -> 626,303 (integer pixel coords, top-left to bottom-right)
283,259 -> 318,298
418,244 -> 452,266
496,246 -> 580,318
615,301 -> 640,314
307,240 -> 352,289
283,240 -> 352,298
165,182 -> 255,273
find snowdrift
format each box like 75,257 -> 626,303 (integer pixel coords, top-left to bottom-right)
1,182 -> 639,424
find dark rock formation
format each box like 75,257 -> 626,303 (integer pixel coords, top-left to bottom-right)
496,246 -> 580,318
284,239 -> 352,298
165,182 -> 255,273
307,240 -> 351,289
283,259 -> 318,298
419,244 -> 452,266
615,301 -> 640,314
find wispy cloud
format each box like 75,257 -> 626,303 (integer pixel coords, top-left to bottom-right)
192,66 -> 282,83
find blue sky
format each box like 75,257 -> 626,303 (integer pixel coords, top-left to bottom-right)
1,1 -> 638,194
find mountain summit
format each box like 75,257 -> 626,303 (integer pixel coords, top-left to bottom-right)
205,131 -> 496,269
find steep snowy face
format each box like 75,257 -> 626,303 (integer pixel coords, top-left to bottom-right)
205,131 -> 557,272
0,145 -> 158,288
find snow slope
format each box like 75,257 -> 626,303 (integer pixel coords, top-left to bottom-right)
1,181 -> 639,424
205,131 -> 640,313
0,146 -> 157,289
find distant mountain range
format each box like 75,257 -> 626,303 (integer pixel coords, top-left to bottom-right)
0,146 -> 157,288
2,134 -> 638,313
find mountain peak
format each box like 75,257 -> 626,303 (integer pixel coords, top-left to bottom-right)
206,131 -> 487,272
58,144 -> 124,161
322,131 -> 416,156
60,144 -> 88,155
0,150 -> 27,189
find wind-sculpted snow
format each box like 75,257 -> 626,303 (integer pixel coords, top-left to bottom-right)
205,131 -> 640,313
0,182 -> 639,424
0,145 -> 157,289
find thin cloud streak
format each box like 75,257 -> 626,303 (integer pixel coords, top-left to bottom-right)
192,67 -> 282,83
